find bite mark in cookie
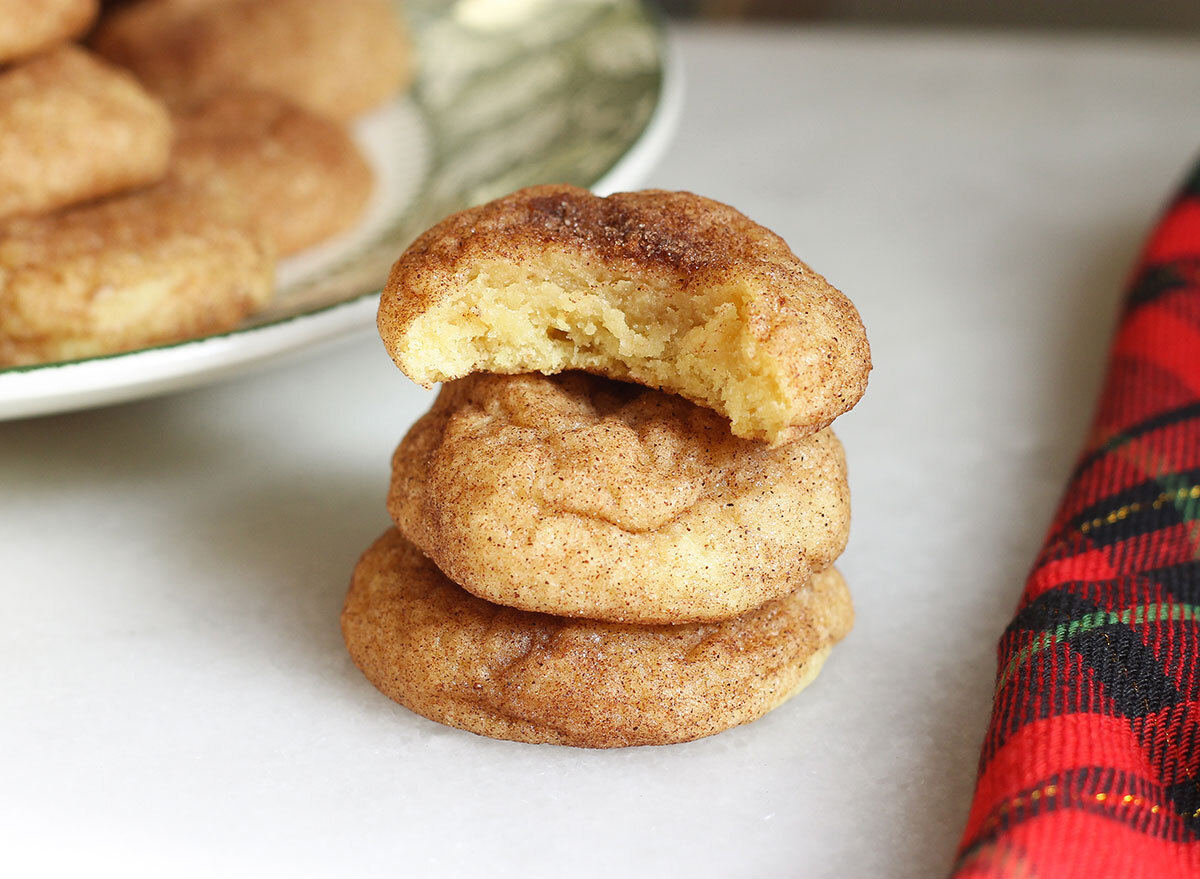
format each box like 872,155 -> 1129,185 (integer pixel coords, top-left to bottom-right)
379,185 -> 871,444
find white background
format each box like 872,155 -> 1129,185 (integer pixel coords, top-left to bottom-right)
4,26 -> 1200,878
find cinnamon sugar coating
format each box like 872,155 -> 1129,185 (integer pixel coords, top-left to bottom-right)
0,0 -> 97,64
92,0 -> 412,121
0,46 -> 171,222
341,528 -> 854,748
0,183 -> 274,366
169,89 -> 373,255
388,372 -> 850,623
379,185 -> 870,444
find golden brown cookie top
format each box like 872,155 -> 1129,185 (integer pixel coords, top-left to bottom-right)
0,180 -> 275,366
379,185 -> 870,444
168,88 -> 373,254
1,180 -> 226,266
0,45 -> 172,222
0,0 -> 98,64
421,372 -> 812,532
171,88 -> 347,161
92,0 -> 411,121
401,185 -> 794,278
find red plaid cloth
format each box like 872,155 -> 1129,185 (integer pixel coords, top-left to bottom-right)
952,162 -> 1200,877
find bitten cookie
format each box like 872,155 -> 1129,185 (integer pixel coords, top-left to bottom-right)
378,185 -> 871,444
170,89 -> 374,255
0,0 -> 97,64
388,372 -> 851,624
342,529 -> 854,748
0,45 -> 172,222
0,183 -> 274,366
93,0 -> 412,121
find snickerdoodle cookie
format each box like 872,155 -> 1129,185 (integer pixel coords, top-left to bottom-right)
169,89 -> 373,255
0,46 -> 172,222
0,0 -> 97,63
93,0 -> 411,121
0,183 -> 274,366
388,372 -> 850,624
342,528 -> 854,748
378,185 -> 871,444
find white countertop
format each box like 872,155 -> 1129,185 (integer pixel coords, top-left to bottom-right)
4,25 -> 1200,879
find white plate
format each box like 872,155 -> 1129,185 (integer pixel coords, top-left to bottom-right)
0,0 -> 682,421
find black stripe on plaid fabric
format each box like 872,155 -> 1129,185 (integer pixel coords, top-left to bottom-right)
1182,162 -> 1200,197
1002,586 -> 1182,720
1065,468 -> 1200,545
1070,623 -> 1183,719
1070,398 -> 1200,482
1008,587 -> 1102,634
1141,560 -> 1200,604
1124,258 -> 1200,310
1164,776 -> 1200,835
1158,704 -> 1200,830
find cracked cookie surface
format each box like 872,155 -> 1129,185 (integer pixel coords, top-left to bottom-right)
388,371 -> 851,623
341,528 -> 854,748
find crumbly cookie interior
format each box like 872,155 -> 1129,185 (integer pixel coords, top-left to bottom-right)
397,249 -> 792,442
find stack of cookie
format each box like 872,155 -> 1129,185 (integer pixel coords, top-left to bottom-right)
343,185 -> 871,748
0,0 -> 411,366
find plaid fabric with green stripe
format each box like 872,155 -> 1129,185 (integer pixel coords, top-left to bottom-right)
954,162 -> 1200,878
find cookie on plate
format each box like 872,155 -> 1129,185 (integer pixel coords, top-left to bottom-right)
93,0 -> 412,121
0,45 -> 172,223
0,0 -> 98,64
170,89 -> 373,255
378,185 -> 871,444
342,528 -> 854,748
0,183 -> 274,366
389,371 -> 851,624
